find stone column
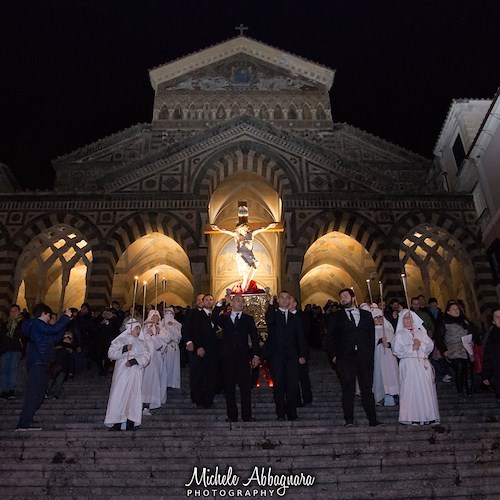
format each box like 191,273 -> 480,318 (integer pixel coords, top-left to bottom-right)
0,245 -> 19,317
376,244 -> 406,304
85,243 -> 117,312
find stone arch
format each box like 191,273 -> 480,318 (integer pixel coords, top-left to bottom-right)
230,103 -> 240,117
11,212 -> 101,250
188,103 -> 197,120
245,103 -> 254,116
85,211 -> 199,310
158,104 -> 168,120
202,103 -> 211,120
295,209 -> 386,267
191,141 -> 300,199
390,211 -> 494,316
108,211 -> 197,260
302,103 -> 312,120
0,213 -> 101,313
111,232 -> 194,308
291,209 -> 390,305
216,103 -> 226,119
273,104 -> 283,120
316,104 -> 326,120
209,170 -> 281,298
288,104 -> 297,120
14,223 -> 94,313
300,231 -> 378,307
259,104 -> 269,120
173,104 -> 183,119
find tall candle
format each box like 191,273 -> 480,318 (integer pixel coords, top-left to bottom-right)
366,279 -> 373,305
132,276 -> 139,318
154,272 -> 159,311
142,280 -> 147,323
379,280 -> 384,304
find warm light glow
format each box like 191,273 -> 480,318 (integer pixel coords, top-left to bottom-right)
134,276 -> 139,280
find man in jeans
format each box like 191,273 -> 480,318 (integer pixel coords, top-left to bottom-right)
16,304 -> 72,431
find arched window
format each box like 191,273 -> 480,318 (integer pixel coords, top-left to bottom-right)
173,104 -> 183,120
302,104 -> 312,120
158,104 -> 168,120
316,104 -> 326,120
245,104 -> 254,116
230,103 -> 240,117
202,104 -> 211,120
273,104 -> 283,120
188,104 -> 197,120
216,104 -> 226,119
288,104 -> 297,119
259,104 -> 269,120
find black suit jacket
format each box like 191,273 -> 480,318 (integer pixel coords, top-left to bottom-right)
212,305 -> 260,360
265,306 -> 307,361
325,308 -> 375,363
189,308 -> 218,354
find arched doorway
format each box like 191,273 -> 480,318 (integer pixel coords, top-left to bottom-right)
209,171 -> 281,299
111,232 -> 193,308
300,231 -> 377,307
400,224 -> 479,318
14,224 -> 92,313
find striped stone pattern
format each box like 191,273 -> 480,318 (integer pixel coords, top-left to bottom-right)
391,211 -> 497,313
193,143 -> 295,198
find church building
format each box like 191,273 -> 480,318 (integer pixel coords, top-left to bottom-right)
0,36 -> 496,319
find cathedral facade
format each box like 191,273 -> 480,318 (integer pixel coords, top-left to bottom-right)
0,36 -> 496,320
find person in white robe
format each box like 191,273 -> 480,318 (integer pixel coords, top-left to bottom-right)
392,309 -> 440,425
140,310 -> 168,413
371,307 -> 400,406
104,320 -> 150,430
162,307 -> 182,390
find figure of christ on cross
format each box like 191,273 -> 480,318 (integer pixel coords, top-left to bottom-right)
210,220 -> 278,293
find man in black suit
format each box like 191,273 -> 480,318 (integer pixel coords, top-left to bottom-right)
213,294 -> 260,422
188,294 -> 218,409
265,290 -> 307,421
325,288 -> 383,427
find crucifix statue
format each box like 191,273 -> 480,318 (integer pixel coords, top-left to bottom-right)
234,23 -> 249,36
210,202 -> 278,293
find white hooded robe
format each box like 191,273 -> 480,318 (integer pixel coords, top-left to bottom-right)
104,323 -> 150,427
392,309 -> 440,425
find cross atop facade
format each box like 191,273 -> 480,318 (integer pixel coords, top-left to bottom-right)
235,23 -> 248,36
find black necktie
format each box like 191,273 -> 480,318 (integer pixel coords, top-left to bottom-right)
349,310 -> 356,327
234,313 -> 240,326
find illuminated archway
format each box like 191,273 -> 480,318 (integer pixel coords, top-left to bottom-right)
14,225 -> 92,312
400,224 -> 478,317
209,170 -> 281,299
300,231 -> 377,307
112,232 -> 193,308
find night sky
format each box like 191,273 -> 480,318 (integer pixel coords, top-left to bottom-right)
1,0 -> 500,190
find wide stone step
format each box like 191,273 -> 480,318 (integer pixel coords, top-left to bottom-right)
1,348 -> 499,499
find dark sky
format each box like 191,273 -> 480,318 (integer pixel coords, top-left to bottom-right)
1,0 -> 500,189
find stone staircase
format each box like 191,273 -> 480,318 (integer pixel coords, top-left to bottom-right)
1,349 -> 499,499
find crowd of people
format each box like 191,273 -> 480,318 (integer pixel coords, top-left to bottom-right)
1,288 -> 500,432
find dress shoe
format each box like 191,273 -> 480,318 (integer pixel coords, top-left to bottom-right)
288,415 -> 300,421
344,421 -> 354,428
276,417 -> 286,421
225,417 -> 238,422
369,420 -> 385,427
243,417 -> 257,422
